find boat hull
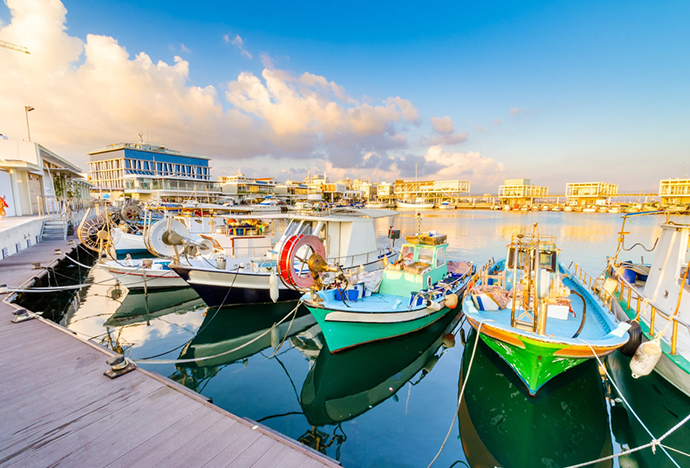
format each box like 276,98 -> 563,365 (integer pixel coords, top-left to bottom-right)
171,265 -> 301,307
98,262 -> 188,289
306,303 -> 457,353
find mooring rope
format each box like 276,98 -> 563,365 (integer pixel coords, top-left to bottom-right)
561,339 -> 685,468
131,300 -> 302,365
427,320 -> 486,468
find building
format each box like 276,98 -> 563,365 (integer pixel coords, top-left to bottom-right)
498,178 -> 549,206
394,179 -> 471,202
87,140 -> 220,202
659,178 -> 690,206
219,172 -> 279,201
565,182 -> 618,206
0,138 -> 89,217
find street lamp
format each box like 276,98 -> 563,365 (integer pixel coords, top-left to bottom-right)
24,105 -> 34,141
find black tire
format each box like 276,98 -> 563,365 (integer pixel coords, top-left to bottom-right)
619,320 -> 642,357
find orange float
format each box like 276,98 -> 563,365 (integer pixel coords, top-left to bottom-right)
278,234 -> 327,290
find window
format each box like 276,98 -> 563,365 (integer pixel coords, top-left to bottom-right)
435,248 -> 446,268
418,248 -> 434,264
401,245 -> 414,261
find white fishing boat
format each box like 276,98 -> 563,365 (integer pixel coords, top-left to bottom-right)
592,212 -> 690,397
170,208 -> 399,307
365,200 -> 388,209
438,201 -> 456,210
396,198 -> 434,210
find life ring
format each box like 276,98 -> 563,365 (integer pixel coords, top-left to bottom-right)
278,234 -> 327,290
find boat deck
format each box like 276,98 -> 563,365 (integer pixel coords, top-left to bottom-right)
0,240 -> 339,468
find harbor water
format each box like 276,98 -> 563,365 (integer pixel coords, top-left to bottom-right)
17,211 -> 686,468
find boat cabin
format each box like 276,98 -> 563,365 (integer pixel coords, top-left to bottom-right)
272,208 -> 397,269
379,234 -> 449,298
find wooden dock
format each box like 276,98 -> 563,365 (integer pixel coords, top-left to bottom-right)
0,239 -> 340,468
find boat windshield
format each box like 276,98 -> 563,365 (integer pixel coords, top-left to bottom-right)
418,247 -> 434,264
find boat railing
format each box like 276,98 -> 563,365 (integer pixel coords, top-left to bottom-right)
572,263 -> 690,355
329,247 -> 395,267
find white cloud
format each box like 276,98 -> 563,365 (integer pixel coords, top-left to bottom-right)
424,145 -> 506,191
224,32 -> 252,58
0,0 -> 418,173
509,107 -> 520,115
180,43 -> 191,53
431,116 -> 453,133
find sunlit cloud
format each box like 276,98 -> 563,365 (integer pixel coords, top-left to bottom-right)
0,0 -> 420,174
431,116 -> 453,133
509,107 -> 520,115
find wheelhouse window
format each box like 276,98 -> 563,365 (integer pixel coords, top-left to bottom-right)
435,248 -> 446,268
418,247 -> 434,264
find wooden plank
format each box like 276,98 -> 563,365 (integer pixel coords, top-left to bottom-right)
169,417 -> 251,468
225,436 -> 279,468
151,416 -> 241,468
58,391 -> 195,468
271,448 -> 312,468
106,408 -> 226,468
250,442 -> 296,468
297,458 -> 331,468
4,374 -> 162,449
0,385 -> 181,467
201,427 -> 264,468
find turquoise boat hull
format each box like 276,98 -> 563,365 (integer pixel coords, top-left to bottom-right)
305,303 -> 456,353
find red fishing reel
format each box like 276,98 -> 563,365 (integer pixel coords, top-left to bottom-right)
277,234 -> 328,290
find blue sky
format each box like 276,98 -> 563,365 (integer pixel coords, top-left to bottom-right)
0,0 -> 687,193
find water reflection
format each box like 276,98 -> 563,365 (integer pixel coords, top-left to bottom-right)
298,310 -> 460,457
104,287 -> 204,327
458,330 -> 613,468
607,353 -> 690,468
170,302 -> 316,391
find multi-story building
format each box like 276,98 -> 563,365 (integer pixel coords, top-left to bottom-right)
394,179 -> 471,202
219,173 -> 278,201
659,178 -> 690,206
87,140 -> 219,202
565,182 -> 618,206
498,178 -> 549,206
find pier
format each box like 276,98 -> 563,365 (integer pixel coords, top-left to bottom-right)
0,240 -> 339,468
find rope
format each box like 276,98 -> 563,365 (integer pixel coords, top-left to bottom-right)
131,300 -> 302,365
561,339 -> 684,468
427,320 -> 485,468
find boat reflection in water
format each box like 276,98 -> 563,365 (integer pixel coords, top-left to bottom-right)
171,302 -> 316,390
458,330 -> 613,468
607,352 -> 690,468
104,287 -> 205,328
298,310 -> 461,457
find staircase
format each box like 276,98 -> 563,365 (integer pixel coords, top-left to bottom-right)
41,219 -> 68,241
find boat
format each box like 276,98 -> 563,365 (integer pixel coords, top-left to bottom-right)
438,201 -> 456,210
364,200 -> 387,209
540,205 -> 550,211
300,306 -> 460,428
583,206 -> 597,213
170,208 -> 399,307
463,229 -> 630,395
458,330 -> 613,467
593,212 -> 690,397
283,230 -> 473,352
606,351 -> 690,468
563,206 -> 573,212
97,257 -> 188,290
608,205 -> 621,214
396,198 -> 435,210
551,205 -> 562,212
104,288 -> 205,327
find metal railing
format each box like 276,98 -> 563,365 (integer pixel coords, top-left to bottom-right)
571,263 -> 690,355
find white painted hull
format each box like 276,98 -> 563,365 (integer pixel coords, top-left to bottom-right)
97,261 -> 188,289
396,201 -> 434,209
113,232 -> 148,254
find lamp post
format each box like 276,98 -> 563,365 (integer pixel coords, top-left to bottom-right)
24,106 -> 34,141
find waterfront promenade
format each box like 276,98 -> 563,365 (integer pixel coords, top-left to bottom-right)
0,239 -> 340,468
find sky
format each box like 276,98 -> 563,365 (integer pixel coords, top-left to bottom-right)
0,0 -> 687,194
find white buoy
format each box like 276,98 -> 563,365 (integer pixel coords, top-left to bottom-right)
630,339 -> 662,378
269,271 -> 279,303
425,299 -> 442,311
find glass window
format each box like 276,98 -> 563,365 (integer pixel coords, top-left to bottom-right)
418,248 -> 434,264
435,248 -> 446,268
401,245 -> 414,261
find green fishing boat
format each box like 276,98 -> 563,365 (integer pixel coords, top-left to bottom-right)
463,229 -> 630,395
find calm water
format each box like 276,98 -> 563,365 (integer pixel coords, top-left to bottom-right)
22,211 -> 686,468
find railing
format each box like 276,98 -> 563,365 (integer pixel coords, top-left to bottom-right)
328,247 -> 395,268
571,263 -> 690,355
